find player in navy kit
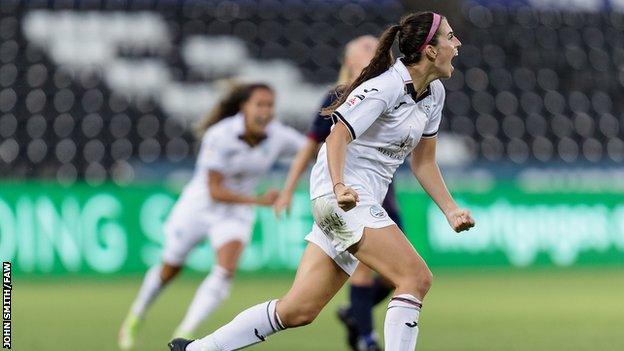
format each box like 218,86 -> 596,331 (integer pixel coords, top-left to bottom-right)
273,35 -> 400,351
170,12 -> 474,351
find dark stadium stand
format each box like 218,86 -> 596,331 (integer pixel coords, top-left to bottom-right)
0,0 -> 622,184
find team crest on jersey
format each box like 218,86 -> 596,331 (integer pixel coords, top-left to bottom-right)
377,130 -> 414,160
422,101 -> 432,113
369,205 -> 386,219
232,172 -> 246,181
222,149 -> 238,159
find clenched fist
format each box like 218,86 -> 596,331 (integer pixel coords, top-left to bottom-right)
445,208 -> 475,233
333,183 -> 359,212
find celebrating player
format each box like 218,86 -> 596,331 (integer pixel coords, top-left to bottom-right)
273,35 -> 402,351
170,11 -> 474,351
118,83 -> 305,350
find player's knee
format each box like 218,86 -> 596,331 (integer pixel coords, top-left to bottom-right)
417,269 -> 433,296
278,303 -> 321,327
218,262 -> 239,274
205,266 -> 234,299
289,308 -> 320,327
398,267 -> 433,297
160,264 -> 182,283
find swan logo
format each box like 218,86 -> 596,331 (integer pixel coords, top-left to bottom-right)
421,100 -> 432,113
377,130 -> 414,160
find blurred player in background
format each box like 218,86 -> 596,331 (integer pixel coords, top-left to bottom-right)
118,83 -> 306,350
171,11 -> 473,351
273,35 -> 401,351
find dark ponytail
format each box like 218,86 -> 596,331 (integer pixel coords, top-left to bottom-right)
321,24 -> 400,116
322,12 -> 443,116
194,83 -> 273,138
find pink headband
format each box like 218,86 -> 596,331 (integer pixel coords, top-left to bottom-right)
416,12 -> 442,52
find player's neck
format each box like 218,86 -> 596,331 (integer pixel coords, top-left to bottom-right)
239,132 -> 266,147
406,64 -> 438,97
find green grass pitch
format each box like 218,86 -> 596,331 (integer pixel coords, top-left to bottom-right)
14,267 -> 624,350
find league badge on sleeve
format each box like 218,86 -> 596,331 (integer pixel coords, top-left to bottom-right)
346,94 -> 365,107
369,204 -> 387,219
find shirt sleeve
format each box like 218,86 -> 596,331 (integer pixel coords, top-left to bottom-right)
197,129 -> 229,173
279,125 -> 307,158
422,81 -> 446,138
307,90 -> 339,143
332,79 -> 394,140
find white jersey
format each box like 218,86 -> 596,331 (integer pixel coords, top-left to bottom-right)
178,113 -> 306,222
310,58 -> 445,203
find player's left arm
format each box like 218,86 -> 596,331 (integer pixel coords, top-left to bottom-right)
411,81 -> 474,232
410,138 -> 474,233
274,126 -> 313,216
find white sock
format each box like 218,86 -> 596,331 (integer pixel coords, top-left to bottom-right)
384,294 -> 422,351
130,265 -> 164,317
176,265 -> 232,334
187,299 -> 285,351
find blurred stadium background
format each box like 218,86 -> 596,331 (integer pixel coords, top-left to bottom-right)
2,0 -> 624,350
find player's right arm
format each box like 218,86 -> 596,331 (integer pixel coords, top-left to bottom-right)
326,78 -> 397,211
208,170 -> 278,206
326,122 -> 360,211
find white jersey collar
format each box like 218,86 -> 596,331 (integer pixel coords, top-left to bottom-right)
392,58 -> 431,103
231,113 -> 246,132
233,112 -> 269,146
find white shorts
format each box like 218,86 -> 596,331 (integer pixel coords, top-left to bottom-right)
161,200 -> 254,266
305,192 -> 395,275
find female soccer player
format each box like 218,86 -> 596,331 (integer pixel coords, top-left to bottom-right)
273,35 -> 402,351
170,11 -> 474,351
118,83 -> 305,350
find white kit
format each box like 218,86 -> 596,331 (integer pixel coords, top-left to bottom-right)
163,113 -> 305,265
307,58 -> 446,274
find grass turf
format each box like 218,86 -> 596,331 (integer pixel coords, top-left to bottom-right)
14,267 -> 624,350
